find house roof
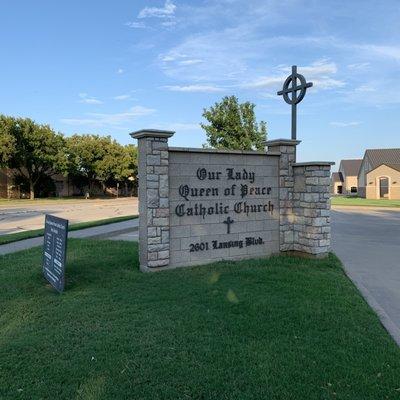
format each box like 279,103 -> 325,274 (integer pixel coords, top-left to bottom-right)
387,164 -> 400,172
377,163 -> 400,173
365,148 -> 400,170
331,172 -> 343,182
340,159 -> 362,177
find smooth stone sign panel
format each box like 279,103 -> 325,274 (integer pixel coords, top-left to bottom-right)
43,214 -> 68,292
169,150 -> 280,268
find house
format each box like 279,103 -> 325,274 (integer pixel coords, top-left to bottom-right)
358,148 -> 400,199
0,167 -> 83,198
331,159 -> 362,195
0,167 -> 137,199
331,172 -> 344,194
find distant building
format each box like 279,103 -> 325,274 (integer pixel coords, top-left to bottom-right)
331,149 -> 400,199
0,167 -> 136,199
358,148 -> 400,199
331,159 -> 362,195
331,172 -> 344,195
0,168 -> 79,198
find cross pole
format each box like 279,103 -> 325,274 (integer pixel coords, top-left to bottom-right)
277,65 -> 313,140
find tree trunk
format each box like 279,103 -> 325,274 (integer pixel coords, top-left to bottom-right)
29,181 -> 35,200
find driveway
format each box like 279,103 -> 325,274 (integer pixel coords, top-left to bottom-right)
331,206 -> 400,345
0,198 -> 138,235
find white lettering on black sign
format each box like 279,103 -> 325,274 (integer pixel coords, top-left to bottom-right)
42,215 -> 68,292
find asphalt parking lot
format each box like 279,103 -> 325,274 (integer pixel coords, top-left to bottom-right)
331,206 -> 400,344
0,198 -> 138,235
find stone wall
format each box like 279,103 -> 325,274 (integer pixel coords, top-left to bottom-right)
131,130 -> 173,271
292,163 -> 332,256
264,140 -> 299,252
131,130 -> 334,271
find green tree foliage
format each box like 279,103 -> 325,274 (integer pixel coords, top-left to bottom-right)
65,135 -> 137,195
0,115 -> 65,199
201,95 -> 267,151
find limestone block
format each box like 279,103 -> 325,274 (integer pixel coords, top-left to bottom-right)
147,155 -> 161,166
148,259 -> 169,268
153,217 -> 169,226
159,175 -> 169,197
147,189 -> 159,207
158,250 -> 169,260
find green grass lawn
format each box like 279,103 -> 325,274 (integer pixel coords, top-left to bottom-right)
0,215 -> 137,245
331,196 -> 400,208
1,240 -> 399,399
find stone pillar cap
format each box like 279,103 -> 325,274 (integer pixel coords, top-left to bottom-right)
263,139 -> 301,146
130,129 -> 175,140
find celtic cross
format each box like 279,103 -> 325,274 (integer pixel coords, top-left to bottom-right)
277,65 -> 313,140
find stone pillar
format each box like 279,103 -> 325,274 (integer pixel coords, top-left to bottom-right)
264,139 -> 300,251
130,129 -> 174,271
292,162 -> 334,257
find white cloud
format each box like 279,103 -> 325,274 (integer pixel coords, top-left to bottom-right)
117,68 -> 125,74
146,2 -> 399,108
359,44 -> 400,61
347,62 -> 370,70
125,21 -> 146,29
283,60 -> 338,76
61,106 -> 155,127
355,85 -> 376,92
330,121 -> 362,127
311,78 -> 345,90
153,122 -> 201,131
243,60 -> 345,91
80,98 -> 102,105
178,59 -> 204,66
138,0 -> 176,19
161,20 -> 176,27
113,94 -> 132,100
243,76 -> 283,89
78,93 -> 103,105
162,84 -> 223,93
161,55 -> 176,62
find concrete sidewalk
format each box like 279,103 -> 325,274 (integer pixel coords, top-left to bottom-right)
0,219 -> 139,256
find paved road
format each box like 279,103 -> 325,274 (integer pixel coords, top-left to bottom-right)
0,198 -> 138,235
331,206 -> 400,345
0,219 -> 139,256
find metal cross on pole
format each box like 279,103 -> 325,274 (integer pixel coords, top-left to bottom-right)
277,65 -> 313,140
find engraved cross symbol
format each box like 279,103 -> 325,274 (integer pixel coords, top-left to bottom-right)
277,65 -> 313,140
223,217 -> 234,234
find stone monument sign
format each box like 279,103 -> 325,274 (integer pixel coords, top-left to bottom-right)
131,130 -> 333,272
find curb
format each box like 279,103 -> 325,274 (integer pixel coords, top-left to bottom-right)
342,267 -> 400,347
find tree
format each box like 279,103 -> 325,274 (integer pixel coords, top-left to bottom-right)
119,144 -> 138,195
65,135 -> 138,196
66,134 -> 111,195
201,95 -> 267,151
0,115 -> 65,199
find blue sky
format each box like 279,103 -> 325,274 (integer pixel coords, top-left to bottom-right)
1,0 -> 399,167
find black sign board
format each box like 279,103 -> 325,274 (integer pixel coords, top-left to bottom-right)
42,214 -> 69,292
